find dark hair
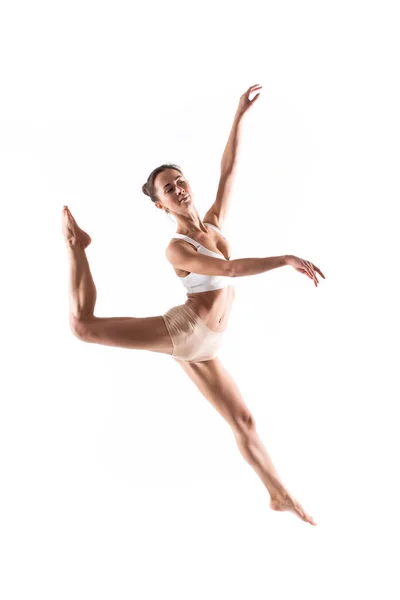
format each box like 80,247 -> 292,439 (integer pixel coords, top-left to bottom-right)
142,163 -> 184,205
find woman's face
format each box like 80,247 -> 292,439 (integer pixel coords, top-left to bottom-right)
154,169 -> 193,214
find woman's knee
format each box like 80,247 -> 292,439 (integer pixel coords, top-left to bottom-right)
231,410 -> 256,436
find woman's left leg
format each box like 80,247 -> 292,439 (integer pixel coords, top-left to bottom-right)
65,237 -> 97,321
173,356 -> 317,525
62,207 -> 173,355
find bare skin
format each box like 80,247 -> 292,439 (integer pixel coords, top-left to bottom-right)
63,206 -> 91,249
174,357 -> 317,526
62,205 -> 317,526
270,490 -> 317,525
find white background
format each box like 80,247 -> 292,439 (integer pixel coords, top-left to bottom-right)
1,0 -> 399,598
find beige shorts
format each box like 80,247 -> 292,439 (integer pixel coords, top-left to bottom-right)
161,304 -> 224,362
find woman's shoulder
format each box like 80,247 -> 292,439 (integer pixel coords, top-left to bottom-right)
165,236 -> 198,257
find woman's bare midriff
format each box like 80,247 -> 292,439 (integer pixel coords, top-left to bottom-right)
171,222 -> 235,332
184,284 -> 236,332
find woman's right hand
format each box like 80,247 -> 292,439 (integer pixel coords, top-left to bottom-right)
285,255 -> 326,287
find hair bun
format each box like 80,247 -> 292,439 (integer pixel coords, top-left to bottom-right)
142,183 -> 150,197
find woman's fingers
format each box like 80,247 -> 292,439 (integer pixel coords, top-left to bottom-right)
305,261 -> 318,286
294,257 -> 325,287
313,264 -> 326,279
302,261 -> 313,279
298,266 -> 315,283
245,84 -> 263,98
249,85 -> 262,97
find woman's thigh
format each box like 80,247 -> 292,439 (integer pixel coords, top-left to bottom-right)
174,356 -> 254,432
71,314 -> 174,355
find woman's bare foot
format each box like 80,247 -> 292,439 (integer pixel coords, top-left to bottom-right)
270,490 -> 317,526
62,206 -> 92,249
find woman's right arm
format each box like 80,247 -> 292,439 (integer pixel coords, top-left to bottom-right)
231,255 -> 324,286
166,241 -> 288,278
231,256 -> 288,277
166,242 -> 323,285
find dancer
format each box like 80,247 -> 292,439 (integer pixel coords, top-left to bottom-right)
62,85 -> 325,525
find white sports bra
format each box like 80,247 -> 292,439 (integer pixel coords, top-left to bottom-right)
172,223 -> 233,294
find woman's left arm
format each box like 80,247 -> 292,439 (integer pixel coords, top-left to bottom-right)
204,85 -> 263,228
220,110 -> 243,175
220,84 -> 263,174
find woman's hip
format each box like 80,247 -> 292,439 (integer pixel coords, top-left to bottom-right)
161,304 -> 224,363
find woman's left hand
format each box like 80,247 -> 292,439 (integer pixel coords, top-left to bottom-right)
237,84 -> 263,117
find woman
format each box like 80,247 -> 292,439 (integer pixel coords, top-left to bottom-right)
62,85 -> 325,526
